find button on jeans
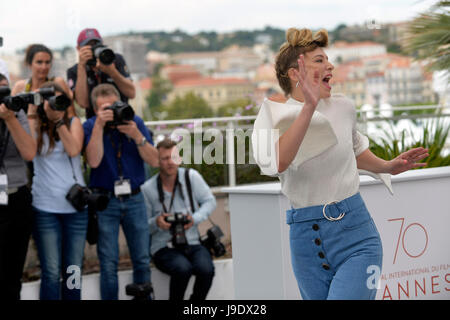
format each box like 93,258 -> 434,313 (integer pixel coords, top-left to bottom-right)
96,192 -> 151,300
286,192 -> 383,300
32,207 -> 88,300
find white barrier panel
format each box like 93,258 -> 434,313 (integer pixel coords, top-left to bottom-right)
21,258 -> 234,300
223,166 -> 450,300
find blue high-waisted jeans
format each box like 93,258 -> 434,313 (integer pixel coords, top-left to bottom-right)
286,192 -> 383,300
32,207 -> 88,300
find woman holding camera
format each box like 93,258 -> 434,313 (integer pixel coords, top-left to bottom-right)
11,44 -> 76,118
27,81 -> 87,300
0,72 -> 37,300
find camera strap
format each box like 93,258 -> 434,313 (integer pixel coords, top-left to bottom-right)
157,172 -> 180,213
66,156 -> 78,183
184,167 -> 218,228
184,168 -> 196,214
60,117 -> 77,183
0,120 -> 10,172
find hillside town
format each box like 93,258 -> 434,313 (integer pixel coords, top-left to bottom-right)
0,21 -> 439,120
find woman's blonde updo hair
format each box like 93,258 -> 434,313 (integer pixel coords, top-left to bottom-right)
275,28 -> 328,96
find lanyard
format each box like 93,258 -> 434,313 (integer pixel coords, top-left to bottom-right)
108,131 -> 124,179
157,172 -> 180,213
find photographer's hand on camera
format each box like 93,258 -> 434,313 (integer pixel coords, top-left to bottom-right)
95,103 -> 114,128
95,60 -> 136,100
43,102 -> 64,123
78,46 -> 93,68
117,119 -> 159,167
156,213 -> 172,231
116,120 -> 141,142
96,59 -> 117,76
0,103 -> 15,121
184,214 -> 194,230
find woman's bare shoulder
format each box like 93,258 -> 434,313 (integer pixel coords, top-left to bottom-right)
11,79 -> 26,94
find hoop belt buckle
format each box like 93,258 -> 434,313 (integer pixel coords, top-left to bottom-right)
322,201 -> 345,221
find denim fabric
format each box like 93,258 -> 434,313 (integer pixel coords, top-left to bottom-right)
96,192 -> 151,300
286,192 -> 383,300
32,207 -> 88,300
153,245 -> 215,301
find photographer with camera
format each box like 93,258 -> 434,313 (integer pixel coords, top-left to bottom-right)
0,72 -> 37,300
141,138 -> 217,301
26,81 -> 88,300
67,28 -> 135,119
11,44 -> 76,118
84,83 -> 158,300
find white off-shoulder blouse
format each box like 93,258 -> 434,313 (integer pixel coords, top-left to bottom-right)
251,94 -> 392,209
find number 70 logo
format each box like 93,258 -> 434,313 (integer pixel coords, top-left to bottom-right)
388,218 -> 429,265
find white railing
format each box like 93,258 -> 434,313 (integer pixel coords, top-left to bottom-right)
143,104 -> 450,187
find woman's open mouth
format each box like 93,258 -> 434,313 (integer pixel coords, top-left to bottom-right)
322,74 -> 332,90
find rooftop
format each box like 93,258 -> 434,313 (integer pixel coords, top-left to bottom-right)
174,77 -> 251,87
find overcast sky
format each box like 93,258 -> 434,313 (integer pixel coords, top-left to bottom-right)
0,0 -> 439,53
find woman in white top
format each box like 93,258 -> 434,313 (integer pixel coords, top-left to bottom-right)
28,81 -> 87,300
252,27 -> 428,300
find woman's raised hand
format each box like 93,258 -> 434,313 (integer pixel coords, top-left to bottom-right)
292,54 -> 321,108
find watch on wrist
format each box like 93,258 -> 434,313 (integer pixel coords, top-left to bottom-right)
137,136 -> 147,147
54,118 -> 65,129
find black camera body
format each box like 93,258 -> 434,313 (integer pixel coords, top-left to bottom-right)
46,94 -> 71,112
105,101 -> 135,127
201,225 -> 226,257
125,282 -> 154,300
0,86 -> 12,106
0,86 -> 37,112
87,43 -> 115,67
66,183 -> 109,212
0,86 -> 70,113
165,212 -> 191,248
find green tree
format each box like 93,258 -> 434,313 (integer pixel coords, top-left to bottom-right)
215,98 -> 257,117
166,92 -> 213,120
404,1 -> 450,72
330,23 -> 347,42
146,74 -> 172,119
369,119 -> 450,168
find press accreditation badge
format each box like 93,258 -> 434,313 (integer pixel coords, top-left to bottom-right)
114,179 -> 131,196
0,174 -> 8,205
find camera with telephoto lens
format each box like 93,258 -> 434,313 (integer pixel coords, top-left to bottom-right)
66,183 -> 109,212
0,86 -> 12,105
125,282 -> 154,300
164,212 -> 191,248
0,86 -> 70,112
104,101 -> 135,127
87,43 -> 115,67
0,86 -> 30,112
200,225 -> 226,257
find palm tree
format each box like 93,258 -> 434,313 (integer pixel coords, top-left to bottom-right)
404,1 -> 450,72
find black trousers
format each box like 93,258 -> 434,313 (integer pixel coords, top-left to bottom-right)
0,186 -> 33,300
153,245 -> 215,301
